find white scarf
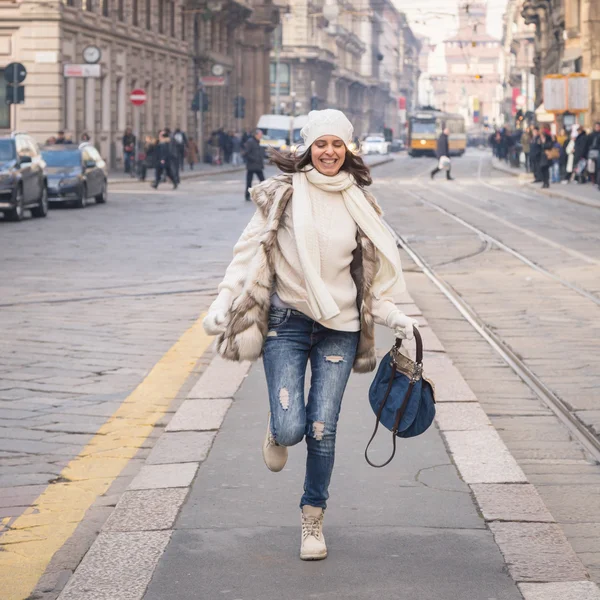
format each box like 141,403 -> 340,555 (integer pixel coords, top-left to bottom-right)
291,168 -> 405,321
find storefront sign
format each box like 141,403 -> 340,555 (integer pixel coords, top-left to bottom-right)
200,75 -> 226,86
567,74 -> 589,111
543,75 -> 567,112
63,64 -> 101,78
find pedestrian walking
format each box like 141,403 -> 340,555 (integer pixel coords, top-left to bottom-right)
573,126 -> 588,184
187,138 -> 198,170
231,133 -> 242,166
210,131 -> 222,165
539,130 -> 554,189
140,136 -> 157,182
521,127 -> 532,172
549,135 -> 561,184
224,131 -> 234,164
529,127 -> 542,183
244,129 -> 265,201
585,122 -> 600,183
173,128 -> 187,172
203,109 -> 417,561
122,127 -> 136,174
151,132 -> 178,190
430,127 -> 454,180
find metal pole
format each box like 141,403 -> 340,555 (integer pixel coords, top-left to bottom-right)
274,22 -> 281,115
197,89 -> 204,164
134,106 -> 140,177
12,63 -> 18,131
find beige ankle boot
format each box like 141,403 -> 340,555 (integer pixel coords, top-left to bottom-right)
262,414 -> 288,472
300,505 -> 327,560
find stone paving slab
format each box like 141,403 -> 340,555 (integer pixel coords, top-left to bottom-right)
489,522 -> 589,582
471,483 -> 555,523
57,531 -> 171,600
186,357 -> 251,399
145,527 -> 522,600
145,431 -> 216,465
103,489 -> 188,532
164,398 -> 232,432
435,402 -> 492,430
423,355 -> 478,402
443,430 -> 528,484
519,581 -> 600,600
128,463 -> 198,491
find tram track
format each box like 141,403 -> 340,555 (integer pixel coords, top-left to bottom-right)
384,219 -> 600,464
403,187 -> 600,306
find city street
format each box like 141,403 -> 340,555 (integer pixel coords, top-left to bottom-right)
2,150 -> 600,600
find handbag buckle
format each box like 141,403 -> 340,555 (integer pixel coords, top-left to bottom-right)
411,363 -> 423,382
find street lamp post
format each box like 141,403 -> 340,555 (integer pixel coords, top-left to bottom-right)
274,23 -> 281,115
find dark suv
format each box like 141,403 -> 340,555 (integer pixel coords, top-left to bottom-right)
0,133 -> 48,221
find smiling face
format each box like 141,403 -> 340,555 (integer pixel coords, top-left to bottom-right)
310,135 -> 347,176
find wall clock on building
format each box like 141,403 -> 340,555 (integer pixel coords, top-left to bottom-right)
83,45 -> 102,64
211,64 -> 225,77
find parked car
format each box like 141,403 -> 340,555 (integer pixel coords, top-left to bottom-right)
0,132 -> 48,221
361,135 -> 390,155
41,143 -> 108,208
390,138 -> 405,153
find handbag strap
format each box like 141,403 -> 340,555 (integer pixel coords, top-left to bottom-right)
365,326 -> 422,468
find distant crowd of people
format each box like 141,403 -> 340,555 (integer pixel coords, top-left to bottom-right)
490,123 -> 600,189
45,131 -> 91,145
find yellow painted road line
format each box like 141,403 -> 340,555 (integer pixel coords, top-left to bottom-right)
0,314 -> 211,600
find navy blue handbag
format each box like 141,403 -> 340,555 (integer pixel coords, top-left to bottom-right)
365,327 -> 436,468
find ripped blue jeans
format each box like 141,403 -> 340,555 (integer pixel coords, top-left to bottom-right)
262,307 -> 359,510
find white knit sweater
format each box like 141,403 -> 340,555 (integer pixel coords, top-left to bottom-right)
215,185 -> 399,332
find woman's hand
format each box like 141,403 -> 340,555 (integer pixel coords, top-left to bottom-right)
203,289 -> 233,336
203,310 -> 228,336
386,310 -> 419,341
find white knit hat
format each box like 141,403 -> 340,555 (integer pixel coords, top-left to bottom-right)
300,109 -> 354,148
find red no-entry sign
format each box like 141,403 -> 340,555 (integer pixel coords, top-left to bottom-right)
130,88 -> 146,106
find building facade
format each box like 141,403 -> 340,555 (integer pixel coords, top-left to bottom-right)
437,2 -> 503,128
0,0 -> 278,167
501,0 -> 536,126
521,0 -> 600,127
269,0 -> 419,139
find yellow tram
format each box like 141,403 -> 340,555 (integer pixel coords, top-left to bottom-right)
408,110 -> 466,157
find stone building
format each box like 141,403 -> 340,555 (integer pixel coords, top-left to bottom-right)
0,0 -> 278,167
440,1 -> 503,127
269,0 -> 419,138
522,0 -> 600,127
501,0 -> 536,125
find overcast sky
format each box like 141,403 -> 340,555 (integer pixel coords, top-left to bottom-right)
393,0 -> 509,72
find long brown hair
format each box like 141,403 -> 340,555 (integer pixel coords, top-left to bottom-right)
269,146 -> 373,188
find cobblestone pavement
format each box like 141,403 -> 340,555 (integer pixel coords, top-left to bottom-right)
0,168 -> 263,598
2,151 -> 600,598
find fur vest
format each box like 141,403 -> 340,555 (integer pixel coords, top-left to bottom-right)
217,174 -> 382,373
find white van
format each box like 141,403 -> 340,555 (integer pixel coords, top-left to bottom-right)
256,115 -> 292,152
290,114 -> 309,153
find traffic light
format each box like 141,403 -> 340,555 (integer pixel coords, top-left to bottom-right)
192,90 -> 209,112
234,95 -> 245,119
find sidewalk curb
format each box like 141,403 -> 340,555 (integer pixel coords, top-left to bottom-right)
491,158 -> 600,209
525,183 -> 600,209
108,156 -> 393,187
55,290 -> 600,600
491,158 -> 530,182
109,166 -> 246,186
